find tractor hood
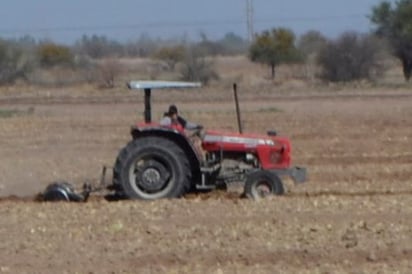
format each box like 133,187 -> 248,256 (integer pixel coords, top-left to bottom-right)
202,130 -> 292,169
203,130 -> 278,147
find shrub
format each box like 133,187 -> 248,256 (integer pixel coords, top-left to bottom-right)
97,58 -> 123,88
73,55 -> 98,84
75,35 -> 124,59
317,32 -> 385,82
192,32 -> 249,56
38,43 -> 74,67
179,47 -> 219,85
217,32 -> 249,55
152,46 -> 185,71
298,31 -> 328,60
0,40 -> 34,85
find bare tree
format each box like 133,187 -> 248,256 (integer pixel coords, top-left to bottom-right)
317,32 -> 385,82
97,58 -> 123,88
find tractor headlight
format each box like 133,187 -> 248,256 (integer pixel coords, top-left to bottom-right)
257,139 -> 275,146
264,139 -> 275,146
245,153 -> 255,162
245,153 -> 258,166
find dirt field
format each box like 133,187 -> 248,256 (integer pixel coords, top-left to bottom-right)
0,74 -> 412,273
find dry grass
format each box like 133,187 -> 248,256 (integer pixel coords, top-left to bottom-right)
0,56 -> 412,273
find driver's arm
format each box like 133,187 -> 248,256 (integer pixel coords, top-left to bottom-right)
178,116 -> 202,130
185,121 -> 202,130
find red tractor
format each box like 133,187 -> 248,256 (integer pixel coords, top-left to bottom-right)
109,81 -> 306,200
42,81 -> 306,201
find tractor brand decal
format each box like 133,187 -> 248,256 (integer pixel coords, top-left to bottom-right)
203,135 -> 274,146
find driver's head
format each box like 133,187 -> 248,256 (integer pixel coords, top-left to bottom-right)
168,105 -> 178,118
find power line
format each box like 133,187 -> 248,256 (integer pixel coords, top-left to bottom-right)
256,14 -> 365,24
0,14 -> 366,35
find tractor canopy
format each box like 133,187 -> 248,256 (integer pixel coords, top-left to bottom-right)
128,81 -> 201,90
127,81 -> 202,123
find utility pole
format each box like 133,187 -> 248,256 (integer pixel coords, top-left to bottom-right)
246,0 -> 254,42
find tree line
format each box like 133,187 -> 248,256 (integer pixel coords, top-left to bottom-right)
0,0 -> 411,86
0,32 -> 247,86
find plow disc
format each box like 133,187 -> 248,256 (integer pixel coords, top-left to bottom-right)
42,181 -> 88,202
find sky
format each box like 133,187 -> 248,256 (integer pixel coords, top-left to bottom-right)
0,0 -> 396,44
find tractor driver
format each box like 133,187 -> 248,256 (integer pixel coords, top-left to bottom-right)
160,105 -> 202,131
160,105 -> 205,161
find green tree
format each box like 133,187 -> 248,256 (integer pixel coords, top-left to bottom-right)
152,45 -> 185,71
249,28 -> 301,79
371,0 -> 412,80
38,43 -> 74,67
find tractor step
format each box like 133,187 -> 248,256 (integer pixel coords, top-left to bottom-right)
195,183 -> 216,190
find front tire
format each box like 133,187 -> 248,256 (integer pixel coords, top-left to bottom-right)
113,137 -> 191,200
244,170 -> 284,200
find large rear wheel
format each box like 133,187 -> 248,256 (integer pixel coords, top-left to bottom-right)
244,170 -> 284,200
113,137 -> 191,200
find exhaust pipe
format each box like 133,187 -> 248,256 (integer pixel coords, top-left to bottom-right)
233,83 -> 243,134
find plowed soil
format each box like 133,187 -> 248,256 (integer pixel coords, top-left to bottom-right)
0,85 -> 412,273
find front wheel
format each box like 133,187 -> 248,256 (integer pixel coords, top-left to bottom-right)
113,137 -> 191,200
244,170 -> 284,200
